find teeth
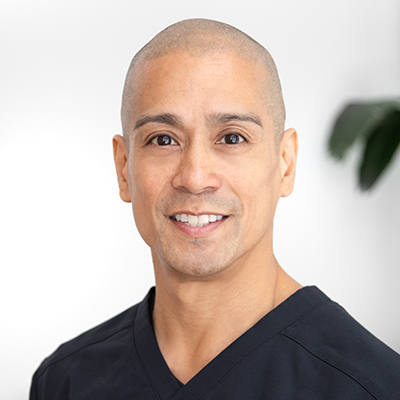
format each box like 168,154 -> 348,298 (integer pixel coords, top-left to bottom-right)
188,215 -> 198,227
198,215 -> 208,225
173,214 -> 224,227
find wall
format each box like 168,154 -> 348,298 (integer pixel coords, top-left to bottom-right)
1,1 -> 399,398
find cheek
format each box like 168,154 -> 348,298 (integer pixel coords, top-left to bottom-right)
230,153 -> 280,235
129,158 -> 168,246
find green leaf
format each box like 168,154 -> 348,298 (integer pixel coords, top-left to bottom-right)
358,110 -> 400,191
328,100 -> 400,160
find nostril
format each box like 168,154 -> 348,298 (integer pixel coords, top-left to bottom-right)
171,169 -> 221,194
171,147 -> 222,194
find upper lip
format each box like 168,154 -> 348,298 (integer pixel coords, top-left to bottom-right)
169,211 -> 227,217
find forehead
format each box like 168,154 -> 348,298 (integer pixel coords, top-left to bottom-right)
129,51 -> 269,122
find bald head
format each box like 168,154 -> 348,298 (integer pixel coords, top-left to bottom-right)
121,19 -> 285,147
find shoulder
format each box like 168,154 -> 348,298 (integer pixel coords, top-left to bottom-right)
30,289 -> 156,399
36,303 -> 139,378
281,292 -> 400,399
33,285 -> 156,381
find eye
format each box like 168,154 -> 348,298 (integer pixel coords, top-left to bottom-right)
220,133 -> 245,145
150,135 -> 178,146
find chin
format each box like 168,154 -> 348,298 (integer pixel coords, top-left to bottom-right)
154,224 -> 243,279
168,262 -> 225,279
159,249 -> 238,279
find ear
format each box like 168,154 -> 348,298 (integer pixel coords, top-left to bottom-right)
279,128 -> 298,198
113,135 -> 132,203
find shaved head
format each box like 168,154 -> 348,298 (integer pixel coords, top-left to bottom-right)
121,19 -> 285,147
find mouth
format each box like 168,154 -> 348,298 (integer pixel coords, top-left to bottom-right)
170,213 -> 226,228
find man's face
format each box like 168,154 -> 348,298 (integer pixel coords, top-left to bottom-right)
118,51 -> 294,278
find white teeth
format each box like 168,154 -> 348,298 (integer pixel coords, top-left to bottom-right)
188,215 -> 198,227
198,215 -> 208,225
173,213 -> 224,227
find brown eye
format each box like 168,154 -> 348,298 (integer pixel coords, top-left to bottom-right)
151,135 -> 178,146
222,133 -> 244,145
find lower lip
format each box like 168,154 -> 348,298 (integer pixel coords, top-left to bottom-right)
170,217 -> 226,236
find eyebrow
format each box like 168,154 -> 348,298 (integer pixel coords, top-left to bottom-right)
208,112 -> 263,128
133,113 -> 182,131
133,111 -> 263,131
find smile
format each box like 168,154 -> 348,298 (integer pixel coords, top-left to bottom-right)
171,214 -> 225,228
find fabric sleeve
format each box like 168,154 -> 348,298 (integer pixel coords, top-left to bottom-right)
29,371 -> 38,400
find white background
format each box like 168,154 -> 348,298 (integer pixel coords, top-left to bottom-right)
1,1 -> 400,398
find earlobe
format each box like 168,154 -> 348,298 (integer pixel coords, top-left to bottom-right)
113,135 -> 132,203
279,128 -> 298,198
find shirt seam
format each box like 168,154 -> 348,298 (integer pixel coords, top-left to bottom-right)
281,333 -> 378,400
197,298 -> 331,400
35,324 -> 133,381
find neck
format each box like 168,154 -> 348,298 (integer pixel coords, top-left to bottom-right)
151,248 -> 301,384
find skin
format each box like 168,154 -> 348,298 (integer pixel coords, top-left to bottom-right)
113,51 -> 300,384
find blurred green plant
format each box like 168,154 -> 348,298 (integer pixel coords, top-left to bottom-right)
328,98 -> 400,191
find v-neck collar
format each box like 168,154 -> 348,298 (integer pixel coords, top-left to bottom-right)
132,286 -> 329,400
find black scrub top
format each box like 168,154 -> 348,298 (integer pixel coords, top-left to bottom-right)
30,286 -> 400,399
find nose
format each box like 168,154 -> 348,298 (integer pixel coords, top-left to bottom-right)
172,142 -> 221,194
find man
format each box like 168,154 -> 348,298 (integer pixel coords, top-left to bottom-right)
30,19 -> 400,399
